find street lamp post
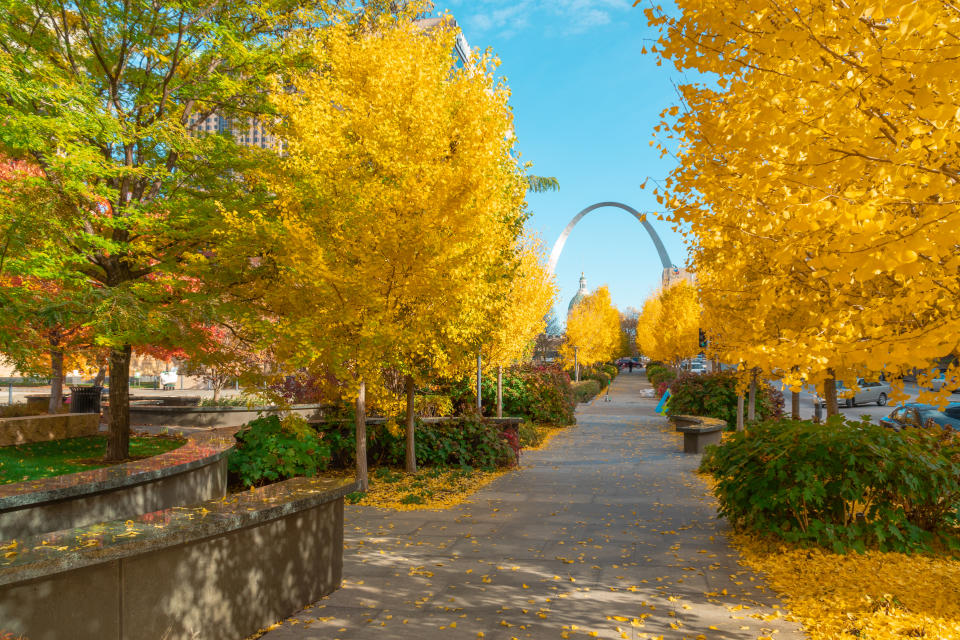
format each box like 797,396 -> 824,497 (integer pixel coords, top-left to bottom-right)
574,346 -> 580,383
476,353 -> 482,414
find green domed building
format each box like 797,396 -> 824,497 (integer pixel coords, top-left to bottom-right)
567,273 -> 588,315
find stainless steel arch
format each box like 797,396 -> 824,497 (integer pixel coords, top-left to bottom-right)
547,202 -> 672,273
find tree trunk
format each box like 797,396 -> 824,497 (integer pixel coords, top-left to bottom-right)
747,371 -> 757,422
791,390 -> 800,420
405,375 -> 416,474
106,345 -> 132,461
736,394 -> 745,432
824,373 -> 839,418
355,380 -> 368,492
93,366 -> 106,387
48,348 -> 64,414
496,365 -> 503,418
212,382 -> 221,402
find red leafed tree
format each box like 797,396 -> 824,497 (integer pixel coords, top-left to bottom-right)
178,326 -> 265,402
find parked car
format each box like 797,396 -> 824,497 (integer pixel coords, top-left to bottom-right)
688,362 -> 707,375
927,371 -> 960,393
879,403 -> 960,431
820,378 -> 891,407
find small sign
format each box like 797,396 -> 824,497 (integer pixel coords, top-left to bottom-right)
655,389 -> 671,415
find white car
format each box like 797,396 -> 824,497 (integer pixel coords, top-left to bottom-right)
688,362 -> 708,375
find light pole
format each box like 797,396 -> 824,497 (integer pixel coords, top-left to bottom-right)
574,346 -> 580,383
476,353 -> 482,414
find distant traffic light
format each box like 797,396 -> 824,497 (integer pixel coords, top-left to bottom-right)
698,329 -> 707,348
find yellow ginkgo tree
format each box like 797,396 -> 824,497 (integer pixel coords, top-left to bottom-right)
483,236 -> 558,415
561,285 -> 621,378
635,280 -> 700,367
245,13 -> 530,488
645,0 -> 960,415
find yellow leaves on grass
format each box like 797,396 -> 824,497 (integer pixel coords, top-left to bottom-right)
733,532 -> 960,639
350,467 -> 508,511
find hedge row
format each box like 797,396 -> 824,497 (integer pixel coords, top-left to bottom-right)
701,417 -> 960,553
667,370 -> 783,427
229,414 -> 520,487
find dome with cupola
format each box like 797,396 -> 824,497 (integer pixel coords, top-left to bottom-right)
567,273 -> 588,315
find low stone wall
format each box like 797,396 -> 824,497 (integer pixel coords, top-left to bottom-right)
0,435 -> 232,539
0,412 -> 99,447
0,476 -> 356,640
117,403 -> 328,428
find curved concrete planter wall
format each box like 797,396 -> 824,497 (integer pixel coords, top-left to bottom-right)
0,436 -> 232,539
120,403 -> 328,428
0,476 -> 356,640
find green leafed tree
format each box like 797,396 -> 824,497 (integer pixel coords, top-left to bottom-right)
0,1 -> 334,459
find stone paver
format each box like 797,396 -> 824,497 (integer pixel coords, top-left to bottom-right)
261,371 -> 805,640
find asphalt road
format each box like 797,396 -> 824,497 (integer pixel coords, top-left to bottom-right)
771,380 -> 960,424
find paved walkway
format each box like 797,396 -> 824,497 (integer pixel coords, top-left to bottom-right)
262,371 -> 804,640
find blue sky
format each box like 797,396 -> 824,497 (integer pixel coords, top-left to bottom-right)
438,0 -> 688,322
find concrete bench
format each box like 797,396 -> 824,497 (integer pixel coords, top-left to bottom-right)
0,475 -> 356,640
671,414 -> 727,453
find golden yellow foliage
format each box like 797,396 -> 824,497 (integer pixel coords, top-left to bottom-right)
560,285 -> 621,367
350,468 -> 508,511
485,236 -> 558,369
734,532 -> 960,640
251,13 -> 529,404
646,0 -> 960,398
635,280 -> 700,365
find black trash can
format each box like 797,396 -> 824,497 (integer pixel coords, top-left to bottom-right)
70,386 -> 104,414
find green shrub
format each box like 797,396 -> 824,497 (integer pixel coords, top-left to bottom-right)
583,368 -> 611,389
646,365 -> 677,387
645,363 -> 665,377
602,364 -> 618,379
500,365 -> 575,424
437,365 -> 575,425
572,380 -> 602,403
198,397 -> 252,407
416,418 -> 515,469
667,370 -> 782,426
518,422 -> 545,448
315,417 -> 515,470
701,416 -> 960,553
228,415 -> 330,487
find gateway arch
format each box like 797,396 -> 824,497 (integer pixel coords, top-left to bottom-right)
547,201 -> 673,274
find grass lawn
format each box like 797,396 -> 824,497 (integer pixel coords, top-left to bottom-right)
0,435 -> 185,485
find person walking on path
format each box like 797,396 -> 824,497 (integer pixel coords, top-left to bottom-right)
261,372 -> 803,639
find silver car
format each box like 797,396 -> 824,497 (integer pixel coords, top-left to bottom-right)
839,378 -> 891,407
927,372 -> 960,393
821,378 -> 891,407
